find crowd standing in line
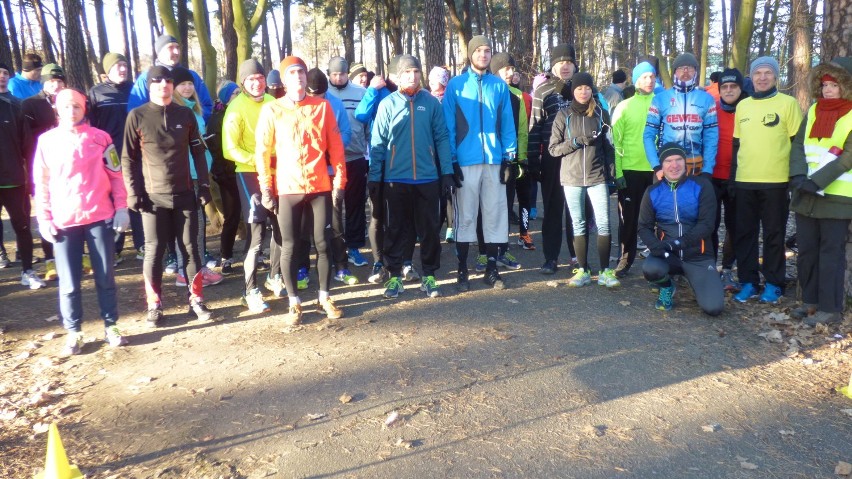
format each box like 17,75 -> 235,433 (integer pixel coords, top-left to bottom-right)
1,34 -> 850,355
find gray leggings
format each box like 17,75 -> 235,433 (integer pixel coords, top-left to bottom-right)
642,254 -> 724,316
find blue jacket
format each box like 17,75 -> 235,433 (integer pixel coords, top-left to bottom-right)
368,89 -> 452,183
354,85 -> 392,136
643,85 -> 718,173
638,175 -> 717,261
325,93 -> 351,148
442,69 -> 516,166
9,74 -> 42,99
128,64 -> 213,121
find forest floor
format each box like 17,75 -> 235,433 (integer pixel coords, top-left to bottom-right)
1,210 -> 851,479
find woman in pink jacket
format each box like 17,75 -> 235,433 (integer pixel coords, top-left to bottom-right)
33,89 -> 130,356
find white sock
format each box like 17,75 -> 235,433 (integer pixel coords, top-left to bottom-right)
288,296 -> 301,307
318,290 -> 329,302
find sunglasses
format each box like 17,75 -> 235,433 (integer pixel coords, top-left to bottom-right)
150,76 -> 174,84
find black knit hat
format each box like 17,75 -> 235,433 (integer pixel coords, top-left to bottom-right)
22,54 -> 43,72
154,34 -> 179,56
571,72 -> 594,91
146,66 -> 172,89
612,69 -> 627,84
348,62 -> 367,80
0,62 -> 10,74
238,59 -> 265,86
328,57 -> 348,74
672,53 -> 699,71
550,43 -> 576,69
490,52 -> 515,75
658,142 -> 687,163
395,55 -> 422,77
306,68 -> 328,95
709,71 -> 721,83
718,68 -> 744,88
170,66 -> 193,86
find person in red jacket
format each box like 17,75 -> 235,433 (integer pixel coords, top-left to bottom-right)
712,68 -> 748,292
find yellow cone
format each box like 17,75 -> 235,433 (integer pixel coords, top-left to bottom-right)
839,371 -> 852,400
34,422 -> 84,479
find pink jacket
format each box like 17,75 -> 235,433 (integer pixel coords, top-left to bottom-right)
33,124 -> 128,228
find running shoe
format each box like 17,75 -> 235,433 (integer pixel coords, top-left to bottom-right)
43,259 -> 58,281
456,268 -> 470,292
790,303 -> 817,320
384,276 -> 404,298
517,233 -> 536,250
61,331 -> 84,356
529,207 -> 538,220
21,270 -> 46,289
368,262 -> 388,284
0,250 -> 10,268
804,311 -> 842,327
348,248 -> 368,267
734,283 -> 759,303
82,254 -> 93,275
285,304 -> 303,326
475,254 -> 488,272
539,260 -> 558,275
204,252 -> 219,269
445,227 -> 455,243
420,275 -> 441,298
221,258 -> 234,274
114,253 -> 123,267
104,325 -> 129,347
136,247 -> 145,260
655,284 -> 676,311
402,262 -> 420,281
720,269 -> 740,292
568,268 -> 591,287
484,268 -> 505,289
297,267 -> 310,290
497,252 -> 521,270
242,288 -> 271,313
334,268 -> 359,285
164,253 -> 178,274
264,273 -> 286,298
759,283 -> 782,304
146,305 -> 163,328
613,258 -> 630,278
189,300 -> 216,321
597,268 -> 620,288
319,298 -> 343,319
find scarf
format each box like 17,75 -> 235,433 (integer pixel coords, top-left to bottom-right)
400,85 -> 421,97
673,75 -> 696,93
751,86 -> 777,100
569,99 -> 589,115
720,91 -> 749,113
810,97 -> 852,139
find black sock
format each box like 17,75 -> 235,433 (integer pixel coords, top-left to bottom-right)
456,242 -> 469,271
597,234 -> 612,271
573,234 -> 588,270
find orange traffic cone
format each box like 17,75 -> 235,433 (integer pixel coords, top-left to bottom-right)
34,422 -> 84,479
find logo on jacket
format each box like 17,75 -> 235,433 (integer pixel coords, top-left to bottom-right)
761,113 -> 780,127
417,106 -> 426,111
175,124 -> 183,129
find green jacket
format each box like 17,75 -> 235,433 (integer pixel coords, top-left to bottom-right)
508,85 -> 529,161
612,92 -> 654,178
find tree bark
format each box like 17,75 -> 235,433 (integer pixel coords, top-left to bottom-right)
374,3 -> 384,75
177,0 -> 188,66
93,0 -> 109,59
424,0 -> 446,72
79,1 -> 105,79
381,0 -> 403,57
343,0 -> 356,63
698,0 -> 710,85
117,0 -> 131,66
822,0 -> 852,60
282,0 -> 292,58
232,0 -> 270,65
559,0 -> 575,45
445,0 -> 473,65
31,0 -> 56,63
730,0 -> 756,72
190,0 -> 217,98
51,0 -> 65,64
62,0 -> 92,90
260,14 -> 272,71
0,1 -> 11,69
220,0 -> 237,80
650,0 -> 671,87
2,0 -> 22,71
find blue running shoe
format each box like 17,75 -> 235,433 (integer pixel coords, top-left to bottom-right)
384,276 -> 404,298
348,248 -> 368,267
655,284 -> 676,311
530,207 -> 538,220
297,267 -> 310,290
475,254 -> 488,272
759,282 -> 782,304
734,283 -> 759,303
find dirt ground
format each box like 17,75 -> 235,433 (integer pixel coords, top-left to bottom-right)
1,211 -> 851,479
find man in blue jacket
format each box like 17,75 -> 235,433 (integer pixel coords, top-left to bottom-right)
368,55 -> 454,299
443,35 -> 517,291
127,34 -> 213,121
644,53 -> 718,180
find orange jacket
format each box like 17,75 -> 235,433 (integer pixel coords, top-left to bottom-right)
255,95 -> 346,195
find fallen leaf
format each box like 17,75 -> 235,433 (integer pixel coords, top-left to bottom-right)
758,330 -> 783,343
306,413 -> 326,421
32,422 -> 49,434
545,281 -> 559,287
778,429 -> 795,436
507,299 -> 519,304
619,301 -> 631,307
16,351 -> 31,360
740,461 -> 758,470
339,394 -> 353,404
44,315 -> 59,322
841,409 -> 852,417
701,424 -> 721,432
836,461 -> 852,476
137,376 -> 153,384
42,332 -> 58,341
384,411 -> 400,428
194,387 -> 212,394
0,409 -> 17,421
394,438 -> 414,449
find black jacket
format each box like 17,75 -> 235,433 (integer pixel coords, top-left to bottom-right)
88,80 -> 132,154
122,102 -> 209,210
205,106 -> 236,182
548,103 -> 615,187
21,91 -> 57,185
0,96 -> 30,187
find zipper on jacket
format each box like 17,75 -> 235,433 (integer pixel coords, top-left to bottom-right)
409,98 -> 416,180
478,75 -> 485,164
672,182 -> 683,259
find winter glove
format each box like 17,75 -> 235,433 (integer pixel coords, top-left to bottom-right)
197,184 -> 212,206
261,188 -> 278,215
452,162 -> 464,188
572,135 -> 597,147
500,160 -> 511,185
112,208 -> 130,233
129,194 -> 153,213
798,179 -> 820,195
440,175 -> 456,196
367,181 -> 382,199
615,177 -> 628,190
663,238 -> 684,252
726,180 -> 737,200
39,220 -> 58,244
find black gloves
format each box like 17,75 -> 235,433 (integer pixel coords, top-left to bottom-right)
799,179 -> 820,195
452,162 -> 464,188
261,188 -> 278,215
663,238 -> 683,252
367,181 -> 382,199
615,177 -> 628,190
197,184 -> 212,206
129,194 -> 153,213
440,175 -> 455,196
500,160 -> 511,185
573,135 -> 597,147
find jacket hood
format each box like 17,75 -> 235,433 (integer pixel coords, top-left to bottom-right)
810,58 -> 852,101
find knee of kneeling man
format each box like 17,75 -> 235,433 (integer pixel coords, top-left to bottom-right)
702,301 -> 724,317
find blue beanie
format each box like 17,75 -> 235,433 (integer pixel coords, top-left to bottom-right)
750,56 -> 780,79
266,69 -> 282,87
217,81 -> 239,105
632,61 -> 656,85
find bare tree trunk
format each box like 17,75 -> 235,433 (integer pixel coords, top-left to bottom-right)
374,3 -> 384,75
822,0 -> 852,60
382,0 -> 403,56
698,0 -> 710,84
531,0 -> 541,71
93,0 -> 109,59
21,0 -> 36,53
260,15 -> 272,71
559,0 -> 575,45
219,0 -> 237,79
117,0 -> 131,63
190,0 -> 217,97
730,0 -> 757,72
787,0 -> 811,109
146,0 -> 160,58
343,0 -> 356,63
62,0 -> 92,90
721,0 -> 728,66
445,0 -> 473,65
80,2 -> 105,79
650,0 -> 671,87
177,0 -> 188,65
51,0 -> 65,64
31,0 -> 56,63
424,0 -> 446,72
2,0 -> 21,71
0,1 -> 11,69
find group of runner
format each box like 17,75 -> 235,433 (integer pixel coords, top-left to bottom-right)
0,33 -> 849,356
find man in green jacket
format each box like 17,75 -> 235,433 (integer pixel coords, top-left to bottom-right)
612,61 -> 657,278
